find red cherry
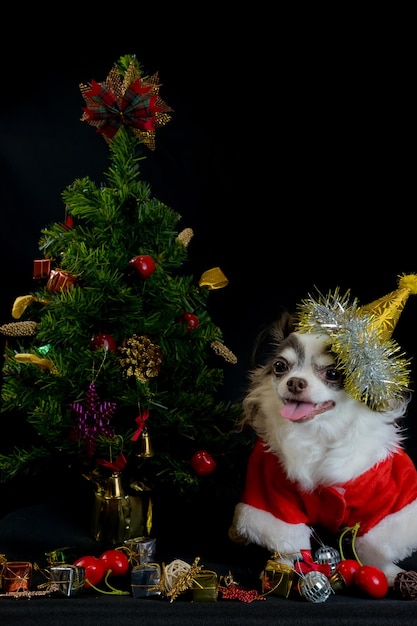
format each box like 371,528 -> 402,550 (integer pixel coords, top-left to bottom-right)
73,555 -> 106,588
129,255 -> 156,278
181,312 -> 199,331
99,549 -> 130,577
336,559 -> 361,586
354,565 -> 388,598
90,333 -> 117,352
190,450 -> 216,475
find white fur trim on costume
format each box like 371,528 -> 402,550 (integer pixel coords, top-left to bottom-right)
355,497 -> 417,573
231,502 -> 311,558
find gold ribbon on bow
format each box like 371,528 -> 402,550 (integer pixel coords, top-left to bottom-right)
12,295 -> 49,319
198,267 -> 228,290
14,353 -> 57,373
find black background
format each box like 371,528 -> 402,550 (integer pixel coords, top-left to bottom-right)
2,15 -> 417,623
1,8 -> 416,496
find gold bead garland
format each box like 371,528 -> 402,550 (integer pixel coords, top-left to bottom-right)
0,321 -> 37,337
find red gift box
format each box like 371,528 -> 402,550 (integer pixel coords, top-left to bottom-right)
46,269 -> 76,293
2,561 -> 32,593
33,259 -> 51,279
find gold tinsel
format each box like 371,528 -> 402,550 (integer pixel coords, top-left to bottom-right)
176,228 -> 194,247
118,334 -> 163,383
211,340 -> 237,364
0,321 -> 37,337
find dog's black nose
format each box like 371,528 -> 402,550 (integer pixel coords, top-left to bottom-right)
287,377 -> 307,393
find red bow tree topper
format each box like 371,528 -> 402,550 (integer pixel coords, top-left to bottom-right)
80,58 -> 172,149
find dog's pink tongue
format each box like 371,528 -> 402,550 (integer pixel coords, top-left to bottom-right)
281,401 -> 316,421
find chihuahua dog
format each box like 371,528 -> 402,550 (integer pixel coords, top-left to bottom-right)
229,311 -> 417,586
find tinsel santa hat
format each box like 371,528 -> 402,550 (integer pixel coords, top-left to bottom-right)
294,274 -> 417,411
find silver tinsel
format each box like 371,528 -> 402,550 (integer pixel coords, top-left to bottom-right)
295,289 -> 410,410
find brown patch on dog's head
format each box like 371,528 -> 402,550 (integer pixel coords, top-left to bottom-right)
234,311 -> 297,432
249,311 -> 296,370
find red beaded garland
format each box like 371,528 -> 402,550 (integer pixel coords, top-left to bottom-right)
219,584 -> 265,602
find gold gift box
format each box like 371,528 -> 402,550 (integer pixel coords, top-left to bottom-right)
191,572 -> 218,602
261,560 -> 294,598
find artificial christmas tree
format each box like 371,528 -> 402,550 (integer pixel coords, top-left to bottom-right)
0,54 -> 252,540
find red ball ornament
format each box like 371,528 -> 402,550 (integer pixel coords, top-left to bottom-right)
181,312 -> 199,331
90,333 -> 117,352
335,559 -> 361,586
73,555 -> 106,588
190,450 -> 216,475
129,255 -> 156,278
354,565 -> 388,598
99,549 -> 130,577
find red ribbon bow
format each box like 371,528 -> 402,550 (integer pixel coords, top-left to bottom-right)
96,452 -> 127,472
131,410 -> 150,441
294,549 -> 331,577
80,62 -> 172,148
81,78 -> 163,140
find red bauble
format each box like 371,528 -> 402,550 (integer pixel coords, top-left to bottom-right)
354,565 -> 388,598
90,333 -> 117,352
181,312 -> 199,331
73,555 -> 106,588
99,549 -> 130,577
129,255 -> 156,278
336,559 -> 361,586
190,450 -> 216,475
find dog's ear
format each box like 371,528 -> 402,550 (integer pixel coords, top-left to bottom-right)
270,311 -> 296,342
250,310 -> 296,368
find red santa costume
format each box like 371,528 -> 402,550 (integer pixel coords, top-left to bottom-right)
232,437 -> 417,582
241,437 -> 417,536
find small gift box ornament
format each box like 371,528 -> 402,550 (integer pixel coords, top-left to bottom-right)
191,571 -> 218,602
49,565 -> 85,597
2,561 -> 32,593
131,563 -> 161,598
45,547 -> 76,566
46,269 -> 77,293
33,259 -> 51,280
124,536 -> 156,564
261,560 -> 294,598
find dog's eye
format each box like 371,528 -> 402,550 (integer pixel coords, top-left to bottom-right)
272,359 -> 288,375
325,368 -> 342,383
